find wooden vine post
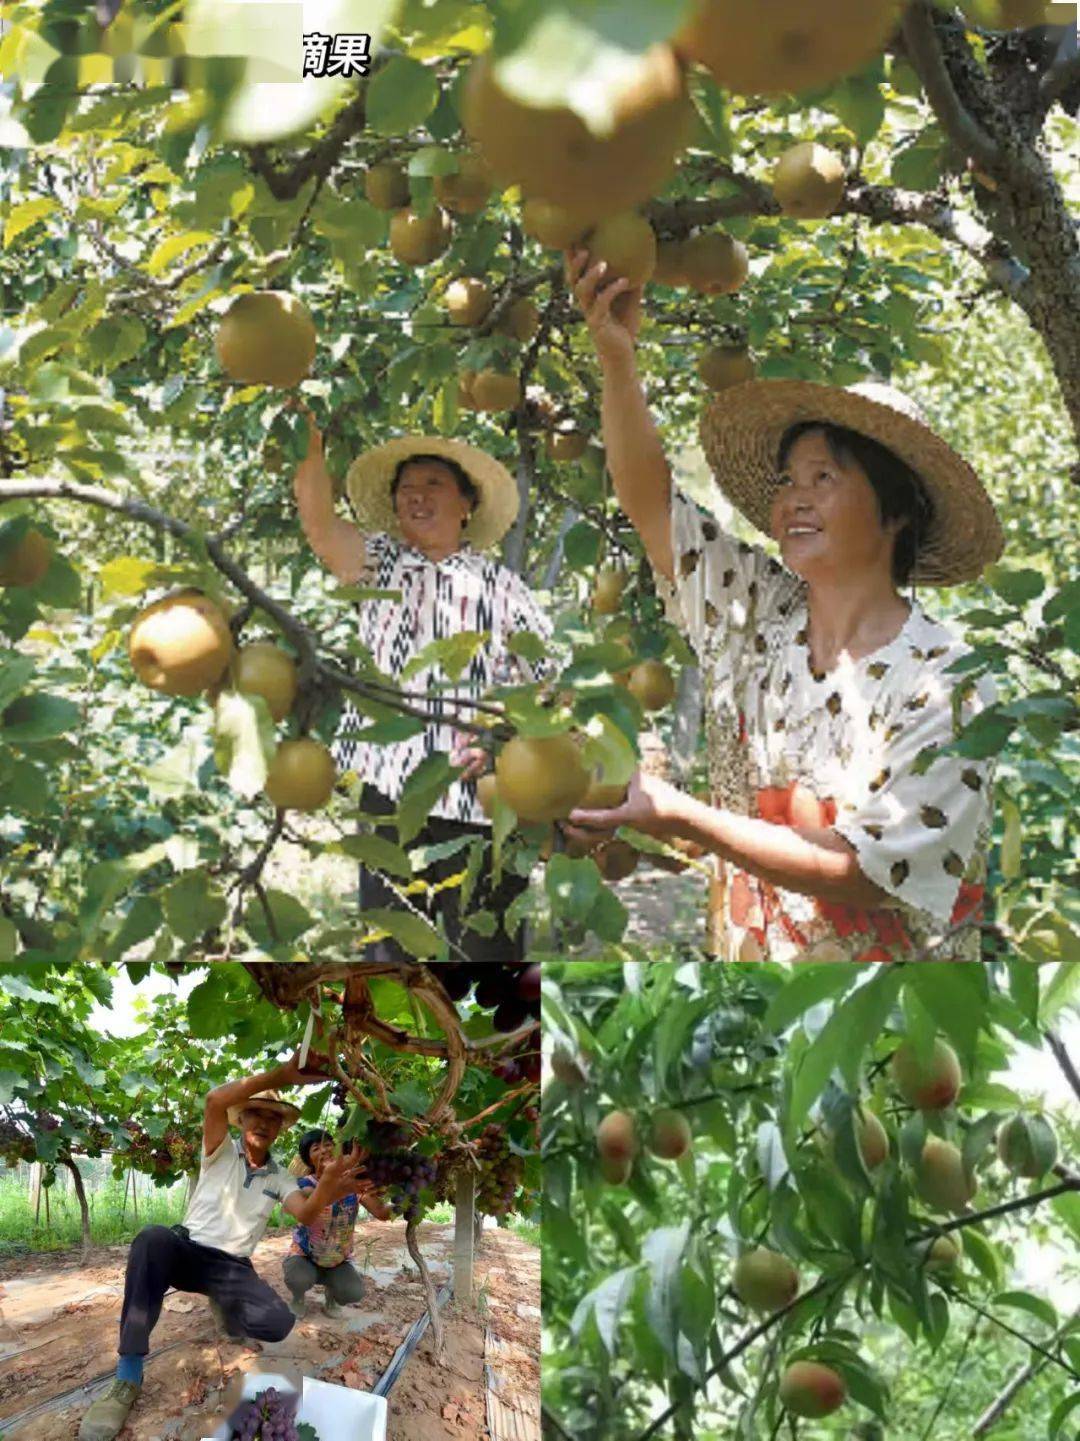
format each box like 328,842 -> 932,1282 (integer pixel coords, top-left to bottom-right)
244,960 -> 539,1361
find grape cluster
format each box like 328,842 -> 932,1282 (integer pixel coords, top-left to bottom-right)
474,1124 -> 525,1218
492,1034 -> 541,1087
363,1127 -> 439,1223
116,1119 -> 197,1178
228,1386 -> 305,1441
0,1118 -> 34,1168
435,962 -> 541,1033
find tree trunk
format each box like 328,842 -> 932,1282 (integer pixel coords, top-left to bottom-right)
500,433 -> 536,577
540,504 -> 580,591
453,1168 -> 476,1305
405,1214 -> 444,1359
29,1161 -> 41,1220
62,1155 -> 92,1261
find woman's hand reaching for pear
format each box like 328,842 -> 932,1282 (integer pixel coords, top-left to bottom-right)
567,248 -> 643,369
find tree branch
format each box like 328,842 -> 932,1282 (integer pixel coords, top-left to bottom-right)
245,86 -> 369,201
911,1177 -> 1080,1243
901,2 -> 1003,175
1038,50 -> 1080,112
1045,1028 -> 1080,1105
0,476 -> 499,734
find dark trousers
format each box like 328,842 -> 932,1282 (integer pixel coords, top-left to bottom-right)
357,785 -> 528,963
118,1224 -> 294,1357
283,1254 -> 366,1303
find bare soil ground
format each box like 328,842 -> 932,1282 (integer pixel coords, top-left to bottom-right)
0,1221 -> 539,1441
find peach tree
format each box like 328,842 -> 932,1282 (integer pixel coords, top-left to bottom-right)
541,959 -> 1080,1438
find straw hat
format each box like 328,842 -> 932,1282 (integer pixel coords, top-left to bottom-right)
698,380 -> 1003,585
345,437 -> 519,551
226,1089 -> 302,1128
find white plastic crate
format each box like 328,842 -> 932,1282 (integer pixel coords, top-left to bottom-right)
206,1370 -> 388,1441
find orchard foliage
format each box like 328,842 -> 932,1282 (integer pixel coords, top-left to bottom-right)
541,960 -> 1080,1439
0,0 -> 1078,960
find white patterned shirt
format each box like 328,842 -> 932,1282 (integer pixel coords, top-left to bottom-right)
333,534 -> 552,824
660,490 -> 997,963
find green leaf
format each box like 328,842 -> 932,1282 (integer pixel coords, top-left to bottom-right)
1,693 -> 81,743
570,1266 -> 638,1352
993,1289 -> 1057,1329
337,833 -> 413,879
401,631 -> 485,683
396,753 -> 456,844
161,870 -> 227,944
367,56 -> 440,136
545,853 -> 603,926
902,964 -> 987,1066
790,969 -> 903,1128
985,565 -> 1045,606
212,690 -> 274,798
144,230 -> 217,276
105,896 -> 163,963
763,964 -> 859,1033
243,889 -> 315,948
1049,1391 -> 1080,1440
362,907 -> 442,958
3,197 -> 56,246
641,1222 -> 691,1360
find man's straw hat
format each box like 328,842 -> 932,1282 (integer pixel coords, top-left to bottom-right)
346,437 -> 519,550
226,1089 -> 302,1128
698,379 -> 1003,585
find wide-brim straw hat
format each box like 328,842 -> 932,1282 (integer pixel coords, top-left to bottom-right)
345,437 -> 519,550
226,1089 -> 302,1128
699,380 -> 1004,585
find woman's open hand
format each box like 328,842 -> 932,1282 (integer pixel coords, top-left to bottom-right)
569,769 -> 689,840
567,248 -> 643,367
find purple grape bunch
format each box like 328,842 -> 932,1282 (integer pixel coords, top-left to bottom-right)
434,962 -> 541,1034
362,1121 -> 439,1223
227,1385 -> 304,1441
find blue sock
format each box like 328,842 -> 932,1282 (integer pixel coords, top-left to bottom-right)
117,1354 -> 144,1385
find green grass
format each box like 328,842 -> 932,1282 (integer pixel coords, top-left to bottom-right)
0,1173 -> 189,1259
506,1216 -> 540,1247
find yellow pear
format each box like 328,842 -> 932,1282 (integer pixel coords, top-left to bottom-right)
215,292 -> 316,389
586,212 -> 657,287
522,198 -> 591,249
231,641 -> 298,722
675,0 -> 901,98
495,735 -> 590,823
0,528 -> 52,587
365,161 -> 409,211
264,738 -> 337,812
444,277 -> 493,327
472,370 -> 522,412
389,206 -> 453,266
434,153 -> 493,214
546,430 -> 589,462
465,47 -> 693,222
698,345 -> 756,390
772,142 -> 847,219
129,589 -> 234,697
495,296 -> 540,343
680,231 -> 749,294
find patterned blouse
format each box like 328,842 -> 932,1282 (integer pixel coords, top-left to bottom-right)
661,490 -> 997,963
333,534 -> 553,825
289,1176 -> 359,1269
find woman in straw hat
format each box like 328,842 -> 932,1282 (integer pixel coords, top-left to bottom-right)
292,406 -> 551,963
565,251 -> 1004,964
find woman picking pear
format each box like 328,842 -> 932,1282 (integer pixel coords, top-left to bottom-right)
291,404 -> 552,963
566,250 -> 1004,963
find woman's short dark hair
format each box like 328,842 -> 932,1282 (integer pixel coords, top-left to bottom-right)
777,421 -> 935,585
390,453 -> 479,513
298,1128 -> 333,1171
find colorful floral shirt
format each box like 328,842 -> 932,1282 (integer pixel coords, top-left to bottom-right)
332,534 -> 552,825
659,490 -> 996,963
289,1177 -> 360,1268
